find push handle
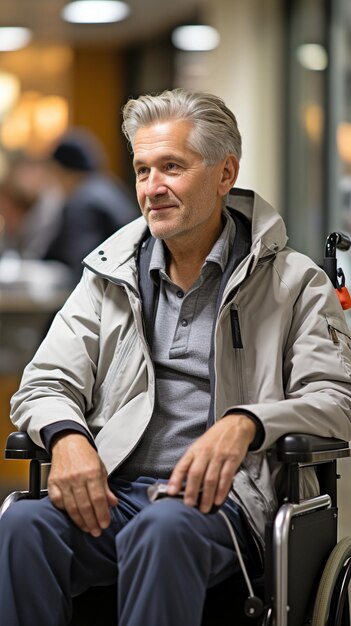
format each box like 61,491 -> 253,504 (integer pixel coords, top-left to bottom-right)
324,233 -> 351,309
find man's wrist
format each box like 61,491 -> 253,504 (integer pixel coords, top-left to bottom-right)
225,412 -> 256,445
51,430 -> 90,451
223,408 -> 264,450
41,421 -> 96,453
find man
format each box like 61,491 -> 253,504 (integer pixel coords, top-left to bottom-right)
1,89 -> 351,626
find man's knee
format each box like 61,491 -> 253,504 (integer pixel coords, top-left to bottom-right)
0,497 -> 67,545
1,499 -> 41,536
117,499 -> 207,556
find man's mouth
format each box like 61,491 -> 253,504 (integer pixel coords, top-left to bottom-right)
148,204 -> 176,212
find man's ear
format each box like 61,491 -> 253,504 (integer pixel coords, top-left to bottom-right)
218,154 -> 239,195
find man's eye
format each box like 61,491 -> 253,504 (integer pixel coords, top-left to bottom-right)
165,163 -> 179,172
136,167 -> 148,179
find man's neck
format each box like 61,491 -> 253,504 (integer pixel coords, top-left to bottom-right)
165,221 -> 224,292
166,254 -> 204,292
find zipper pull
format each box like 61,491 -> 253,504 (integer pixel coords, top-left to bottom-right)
230,308 -> 243,348
328,325 -> 340,344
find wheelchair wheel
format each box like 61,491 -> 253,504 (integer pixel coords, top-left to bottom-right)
311,536 -> 351,626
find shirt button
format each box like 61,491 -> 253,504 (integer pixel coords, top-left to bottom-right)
181,319 -> 188,327
177,290 -> 184,298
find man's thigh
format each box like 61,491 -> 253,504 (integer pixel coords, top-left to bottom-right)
115,482 -> 255,589
0,477 -> 163,594
0,495 -> 123,595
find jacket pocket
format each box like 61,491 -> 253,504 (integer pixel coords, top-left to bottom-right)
326,314 -> 351,375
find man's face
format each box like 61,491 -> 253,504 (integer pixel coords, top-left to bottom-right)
133,119 -> 229,245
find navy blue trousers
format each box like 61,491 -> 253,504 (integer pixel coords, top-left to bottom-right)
0,477 -> 257,626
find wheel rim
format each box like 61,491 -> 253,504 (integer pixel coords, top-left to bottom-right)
311,537 -> 351,626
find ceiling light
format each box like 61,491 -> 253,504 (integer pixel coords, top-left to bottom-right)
171,25 -> 220,52
0,27 -> 32,52
62,0 -> 130,24
296,44 -> 328,71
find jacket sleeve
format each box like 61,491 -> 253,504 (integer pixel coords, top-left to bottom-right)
10,269 -> 104,449
235,262 -> 351,450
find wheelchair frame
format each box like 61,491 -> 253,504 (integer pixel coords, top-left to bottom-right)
271,435 -> 351,626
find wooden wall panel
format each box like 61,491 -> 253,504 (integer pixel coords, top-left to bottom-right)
0,375 -> 28,500
72,47 -> 128,178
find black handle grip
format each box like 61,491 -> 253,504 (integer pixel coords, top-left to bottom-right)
336,232 -> 351,251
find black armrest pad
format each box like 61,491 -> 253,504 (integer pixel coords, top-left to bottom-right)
5,432 -> 50,461
276,433 -> 350,463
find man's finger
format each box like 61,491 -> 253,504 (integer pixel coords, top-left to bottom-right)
107,487 -> 119,508
168,452 -> 194,495
180,452 -> 209,507
198,459 -> 222,513
57,484 -> 92,533
214,458 -> 238,504
47,482 -> 65,510
86,478 -> 114,531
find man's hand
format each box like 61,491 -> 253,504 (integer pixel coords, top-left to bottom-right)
167,414 -> 256,514
48,432 -> 118,537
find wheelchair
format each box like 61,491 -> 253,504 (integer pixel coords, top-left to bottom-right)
1,430 -> 351,626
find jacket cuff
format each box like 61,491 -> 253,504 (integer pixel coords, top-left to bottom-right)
223,409 -> 265,450
40,420 -> 96,453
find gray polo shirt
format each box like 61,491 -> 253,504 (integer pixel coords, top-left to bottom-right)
118,212 -> 236,479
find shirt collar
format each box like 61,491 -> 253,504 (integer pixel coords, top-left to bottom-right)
205,208 -> 236,271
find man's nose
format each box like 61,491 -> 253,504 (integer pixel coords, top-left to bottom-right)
145,169 -> 167,197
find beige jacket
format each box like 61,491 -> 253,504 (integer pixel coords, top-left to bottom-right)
10,189 -> 351,546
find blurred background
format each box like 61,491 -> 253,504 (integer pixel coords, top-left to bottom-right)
0,0 -> 351,535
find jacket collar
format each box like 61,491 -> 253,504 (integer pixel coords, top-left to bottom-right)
226,188 -> 288,257
83,188 -> 288,281
83,216 -> 148,286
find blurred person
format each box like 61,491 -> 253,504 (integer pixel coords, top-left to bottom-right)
42,128 -> 139,284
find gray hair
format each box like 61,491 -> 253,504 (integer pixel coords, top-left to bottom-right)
121,88 -> 242,165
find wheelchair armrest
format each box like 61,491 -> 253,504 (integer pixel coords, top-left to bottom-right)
5,432 -> 50,461
275,433 -> 350,463
5,431 -> 350,465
